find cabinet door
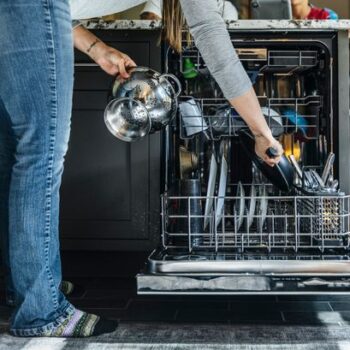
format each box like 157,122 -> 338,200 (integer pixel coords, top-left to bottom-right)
60,30 -> 162,251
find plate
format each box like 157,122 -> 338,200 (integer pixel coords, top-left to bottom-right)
215,155 -> 228,229
247,184 -> 257,229
261,107 -> 284,137
258,185 -> 268,232
204,152 -> 217,230
179,98 -> 208,137
234,182 -> 245,231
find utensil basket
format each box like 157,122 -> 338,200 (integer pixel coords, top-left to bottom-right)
298,195 -> 346,246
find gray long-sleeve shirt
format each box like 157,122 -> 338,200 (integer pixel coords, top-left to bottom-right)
180,0 -> 252,100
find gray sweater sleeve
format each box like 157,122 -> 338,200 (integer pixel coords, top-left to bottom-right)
179,0 -> 252,100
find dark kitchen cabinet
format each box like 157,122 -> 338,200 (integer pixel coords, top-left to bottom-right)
60,30 -> 162,251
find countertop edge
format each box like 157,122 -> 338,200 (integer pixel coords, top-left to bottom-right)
82,19 -> 350,31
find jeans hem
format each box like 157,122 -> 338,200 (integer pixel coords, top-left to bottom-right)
10,303 -> 75,337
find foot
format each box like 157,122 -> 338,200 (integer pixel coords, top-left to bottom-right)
60,280 -> 85,298
60,280 -> 74,296
11,310 -> 118,337
47,309 -> 118,337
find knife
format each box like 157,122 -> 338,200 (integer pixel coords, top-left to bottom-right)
311,169 -> 325,189
288,155 -> 303,179
326,173 -> 334,188
321,152 -> 335,184
303,170 -> 314,190
331,180 -> 339,191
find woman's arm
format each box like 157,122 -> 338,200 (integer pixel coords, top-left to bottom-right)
179,0 -> 283,166
73,25 -> 136,78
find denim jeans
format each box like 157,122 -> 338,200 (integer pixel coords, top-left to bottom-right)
0,0 -> 75,336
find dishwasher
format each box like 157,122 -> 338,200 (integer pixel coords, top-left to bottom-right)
137,28 -> 350,295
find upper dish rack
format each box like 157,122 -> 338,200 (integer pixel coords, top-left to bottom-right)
178,46 -> 319,74
178,96 -> 322,141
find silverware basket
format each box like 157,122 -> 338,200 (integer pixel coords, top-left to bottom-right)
298,195 -> 345,247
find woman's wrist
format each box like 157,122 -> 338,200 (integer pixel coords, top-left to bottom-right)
86,39 -> 101,54
252,129 -> 273,140
87,41 -> 108,63
250,121 -> 274,140
73,25 -> 106,63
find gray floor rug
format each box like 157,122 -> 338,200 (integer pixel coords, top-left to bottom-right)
1,323 -> 350,350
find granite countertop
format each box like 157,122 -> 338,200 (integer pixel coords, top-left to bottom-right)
227,19 -> 350,30
83,19 -> 350,31
83,19 -> 162,30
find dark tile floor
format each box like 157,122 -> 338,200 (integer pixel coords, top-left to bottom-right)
2,251 -> 350,327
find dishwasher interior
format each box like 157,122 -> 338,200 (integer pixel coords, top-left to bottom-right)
137,31 -> 350,294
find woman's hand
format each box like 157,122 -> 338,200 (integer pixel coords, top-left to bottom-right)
228,88 -> 284,166
90,43 -> 136,78
254,132 -> 283,167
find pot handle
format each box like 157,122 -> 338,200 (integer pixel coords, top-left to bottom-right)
160,73 -> 182,98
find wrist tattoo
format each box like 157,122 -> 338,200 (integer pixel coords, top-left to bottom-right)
87,39 -> 100,54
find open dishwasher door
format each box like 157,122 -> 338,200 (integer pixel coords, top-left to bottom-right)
137,27 -> 350,295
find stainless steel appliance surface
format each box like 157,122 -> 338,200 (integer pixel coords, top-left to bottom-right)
105,67 -> 181,142
137,29 -> 350,295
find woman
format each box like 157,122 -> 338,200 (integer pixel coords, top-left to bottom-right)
0,0 -> 282,339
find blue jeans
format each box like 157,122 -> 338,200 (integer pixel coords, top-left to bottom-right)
0,0 -> 75,336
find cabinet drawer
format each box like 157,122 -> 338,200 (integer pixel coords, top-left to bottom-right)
60,110 -> 150,240
73,91 -> 109,110
74,66 -> 114,91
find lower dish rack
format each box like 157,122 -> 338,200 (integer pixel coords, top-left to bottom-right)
161,186 -> 350,253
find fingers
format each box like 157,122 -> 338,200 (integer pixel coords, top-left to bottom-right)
124,56 -> 136,68
265,142 -> 283,167
115,57 -> 137,79
266,155 -> 282,167
117,59 -> 128,79
256,149 -> 281,167
263,155 -> 280,167
108,52 -> 135,78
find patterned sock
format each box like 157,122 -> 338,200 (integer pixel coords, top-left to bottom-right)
47,309 -> 118,337
60,281 -> 74,296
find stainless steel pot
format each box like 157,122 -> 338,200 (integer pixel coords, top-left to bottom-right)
104,66 -> 181,142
